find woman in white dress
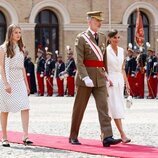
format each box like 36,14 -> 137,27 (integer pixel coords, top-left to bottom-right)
0,24 -> 33,147
106,29 -> 131,143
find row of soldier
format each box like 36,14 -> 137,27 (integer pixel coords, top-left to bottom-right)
24,46 -> 158,99
24,48 -> 76,97
125,47 -> 158,99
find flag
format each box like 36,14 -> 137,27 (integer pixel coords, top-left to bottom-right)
135,8 -> 144,47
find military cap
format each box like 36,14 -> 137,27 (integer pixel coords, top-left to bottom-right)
127,48 -> 134,53
37,49 -> 44,54
147,48 -> 154,52
57,54 -> 62,58
46,51 -> 52,55
87,11 -> 104,21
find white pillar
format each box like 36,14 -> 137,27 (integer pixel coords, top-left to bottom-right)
108,0 -> 111,31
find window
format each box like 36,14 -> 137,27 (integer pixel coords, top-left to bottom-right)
128,11 -> 149,50
0,11 -> 7,45
35,10 -> 59,58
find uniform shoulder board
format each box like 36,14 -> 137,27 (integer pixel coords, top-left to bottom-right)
99,32 -> 105,35
75,32 -> 86,45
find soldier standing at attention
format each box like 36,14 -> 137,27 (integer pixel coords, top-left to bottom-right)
24,50 -> 31,90
125,48 -> 135,96
146,49 -> 158,99
55,55 -> 65,96
69,11 -> 121,147
36,49 -> 45,96
135,51 -> 147,98
24,50 -> 37,94
65,47 -> 76,96
45,51 -> 55,96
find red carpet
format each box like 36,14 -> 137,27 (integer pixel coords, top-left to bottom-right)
0,131 -> 158,158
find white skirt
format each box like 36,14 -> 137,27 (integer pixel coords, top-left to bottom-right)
0,80 -> 30,113
107,84 -> 125,119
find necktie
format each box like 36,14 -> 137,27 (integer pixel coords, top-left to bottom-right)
94,33 -> 99,45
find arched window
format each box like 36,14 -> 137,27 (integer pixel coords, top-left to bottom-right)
35,9 -> 59,58
128,11 -> 149,49
0,11 -> 7,45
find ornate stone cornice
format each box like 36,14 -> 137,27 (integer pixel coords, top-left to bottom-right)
63,24 -> 128,32
19,23 -> 36,30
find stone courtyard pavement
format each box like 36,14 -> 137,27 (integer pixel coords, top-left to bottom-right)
0,96 -> 158,158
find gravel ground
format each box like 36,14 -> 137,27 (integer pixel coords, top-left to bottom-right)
0,95 -> 157,158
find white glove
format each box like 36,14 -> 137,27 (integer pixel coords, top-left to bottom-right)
40,72 -> 44,77
82,76 -> 94,87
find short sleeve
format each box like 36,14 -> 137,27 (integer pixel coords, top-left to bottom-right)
0,44 -> 6,54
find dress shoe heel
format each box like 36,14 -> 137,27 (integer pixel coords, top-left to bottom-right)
69,138 -> 81,145
23,137 -> 33,146
122,137 -> 131,144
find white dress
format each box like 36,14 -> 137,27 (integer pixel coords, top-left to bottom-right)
0,44 -> 29,113
106,44 -> 125,119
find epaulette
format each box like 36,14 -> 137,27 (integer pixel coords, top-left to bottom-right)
99,32 -> 105,35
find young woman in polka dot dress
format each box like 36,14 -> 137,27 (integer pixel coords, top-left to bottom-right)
0,24 -> 33,147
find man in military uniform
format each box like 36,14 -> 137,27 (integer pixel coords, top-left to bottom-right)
24,50 -> 31,90
65,49 -> 76,96
135,50 -> 147,98
36,49 -> 45,96
69,11 -> 121,147
146,49 -> 158,99
24,50 -> 37,94
125,48 -> 137,97
45,51 -> 56,96
54,55 -> 65,96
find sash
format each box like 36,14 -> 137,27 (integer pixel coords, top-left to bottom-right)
82,32 -> 103,61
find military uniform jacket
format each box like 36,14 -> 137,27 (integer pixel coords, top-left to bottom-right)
24,57 -> 31,74
146,55 -> 158,77
135,53 -> 146,74
45,58 -> 55,76
65,58 -> 76,76
55,61 -> 65,78
36,56 -> 45,73
125,56 -> 137,76
75,29 -> 107,87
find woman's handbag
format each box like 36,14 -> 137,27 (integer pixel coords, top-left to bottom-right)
126,95 -> 133,108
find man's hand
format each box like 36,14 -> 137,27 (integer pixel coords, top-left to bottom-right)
82,76 -> 94,87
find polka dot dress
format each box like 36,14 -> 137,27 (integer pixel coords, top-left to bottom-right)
0,44 -> 29,113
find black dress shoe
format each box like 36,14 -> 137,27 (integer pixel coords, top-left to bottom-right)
69,138 -> 81,145
103,136 -> 122,147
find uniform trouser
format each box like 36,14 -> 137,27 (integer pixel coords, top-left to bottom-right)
37,73 -> 44,95
127,75 -> 137,97
46,76 -> 53,96
56,78 -> 64,96
136,72 -> 145,98
67,76 -> 75,96
69,86 -> 113,140
147,76 -> 158,98
26,75 -> 31,90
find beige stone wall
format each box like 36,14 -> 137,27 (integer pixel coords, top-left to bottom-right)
22,30 -> 35,61
1,0 -> 158,61
6,0 -> 32,23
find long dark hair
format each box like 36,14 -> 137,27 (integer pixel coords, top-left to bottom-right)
107,29 -> 118,45
4,24 -> 24,58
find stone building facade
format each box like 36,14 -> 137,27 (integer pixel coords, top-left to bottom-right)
0,0 -> 158,61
